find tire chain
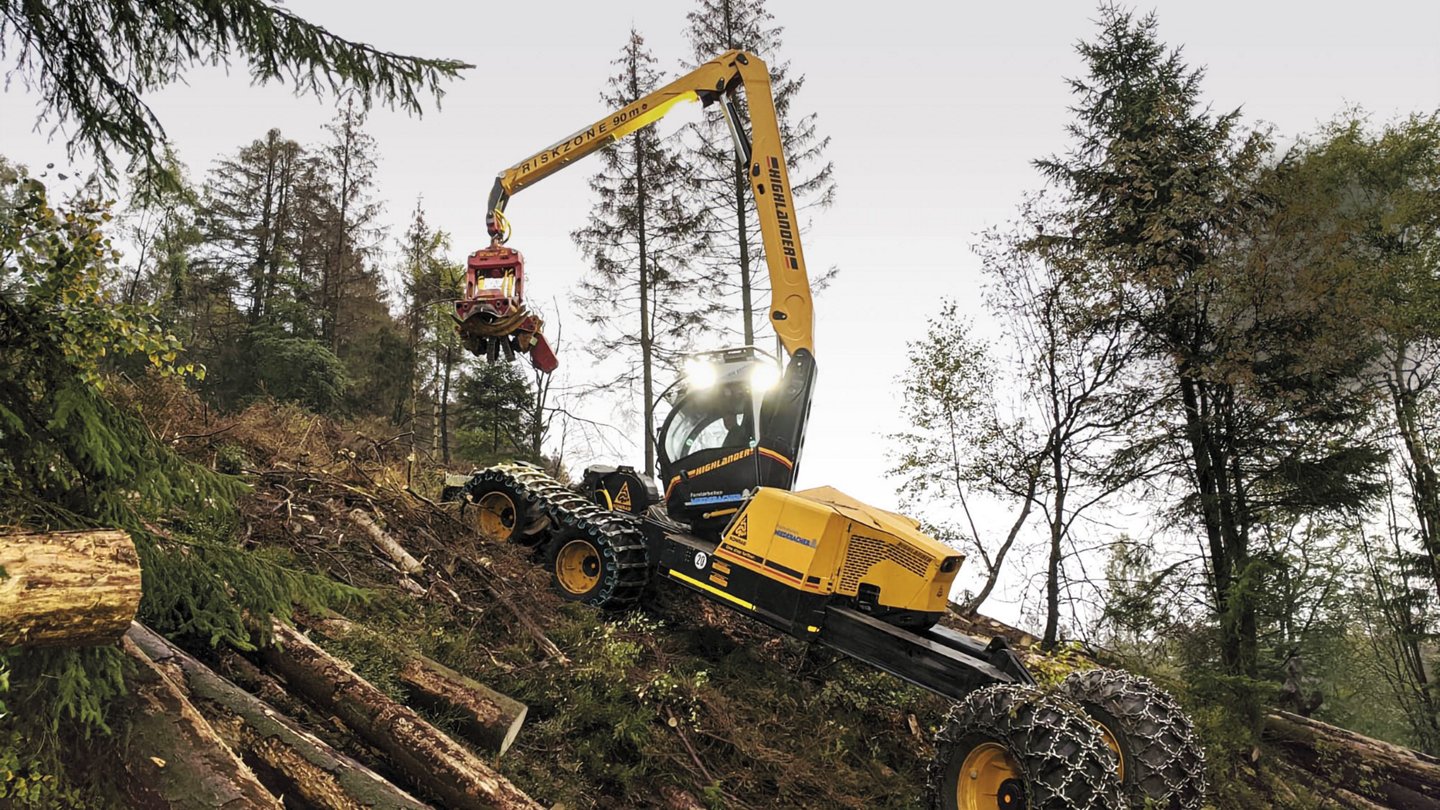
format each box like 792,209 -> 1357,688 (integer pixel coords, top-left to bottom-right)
1059,669 -> 1208,809
466,462 -> 649,609
930,684 -> 1123,810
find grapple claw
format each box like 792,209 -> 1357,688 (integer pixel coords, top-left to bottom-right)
453,242 -> 558,373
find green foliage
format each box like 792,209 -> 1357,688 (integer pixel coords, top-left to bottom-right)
138,515 -> 360,650
454,360 -> 540,465
0,162 -> 228,530
0,727 -> 93,808
247,325 -> 350,412
0,0 -> 469,180
0,164 -> 357,759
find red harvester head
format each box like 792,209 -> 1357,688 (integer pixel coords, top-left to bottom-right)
454,242 -> 557,373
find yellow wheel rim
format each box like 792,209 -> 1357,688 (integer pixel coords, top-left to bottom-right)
956,742 -> 1025,810
555,539 -> 602,595
1097,722 -> 1126,782
475,492 -> 517,539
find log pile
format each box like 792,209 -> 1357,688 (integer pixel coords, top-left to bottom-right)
310,614 -> 528,756
0,497 -> 546,806
108,616 -> 542,809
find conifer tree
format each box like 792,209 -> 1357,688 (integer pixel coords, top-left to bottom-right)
0,0 -> 468,181
572,29 -> 716,472
682,0 -> 835,346
1041,8 -> 1385,703
200,128 -> 311,330
397,199 -> 464,460
120,147 -> 201,309
317,99 -> 385,355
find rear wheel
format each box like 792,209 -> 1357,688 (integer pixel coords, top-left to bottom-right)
462,478 -> 548,545
931,685 -> 1122,810
1058,669 -> 1207,809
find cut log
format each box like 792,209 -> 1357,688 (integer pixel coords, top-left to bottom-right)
310,614 -> 527,756
350,509 -> 424,575
127,623 -> 432,810
1263,710 -> 1440,810
260,620 -> 542,810
118,636 -> 283,809
214,649 -> 412,789
397,658 -> 527,758
0,530 -> 141,647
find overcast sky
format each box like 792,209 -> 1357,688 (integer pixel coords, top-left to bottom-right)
3,0 -> 1437,622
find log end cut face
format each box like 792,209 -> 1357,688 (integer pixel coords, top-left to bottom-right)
1,530 -> 142,647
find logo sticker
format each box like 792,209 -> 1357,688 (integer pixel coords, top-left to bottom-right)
693,552 -> 709,570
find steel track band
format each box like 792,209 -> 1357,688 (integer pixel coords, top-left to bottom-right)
471,463 -> 648,601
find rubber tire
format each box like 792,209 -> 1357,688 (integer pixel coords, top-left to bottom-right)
931,685 -> 1123,810
544,529 -> 648,611
1058,669 -> 1207,810
462,478 -> 544,545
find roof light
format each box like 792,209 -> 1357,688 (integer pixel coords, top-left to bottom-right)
684,358 -> 718,389
750,362 -> 781,393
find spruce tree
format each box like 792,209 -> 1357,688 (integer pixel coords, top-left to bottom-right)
1040,8 -> 1385,704
397,199 -> 463,461
316,99 -> 384,355
572,29 -> 716,473
682,0 -> 835,347
0,0 -> 468,181
200,128 -> 310,330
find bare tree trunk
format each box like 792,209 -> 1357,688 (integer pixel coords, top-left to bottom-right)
119,636 -> 283,809
259,621 -> 542,810
441,344 -> 454,463
0,530 -> 141,647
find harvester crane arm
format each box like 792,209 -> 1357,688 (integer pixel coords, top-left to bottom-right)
484,49 -> 814,357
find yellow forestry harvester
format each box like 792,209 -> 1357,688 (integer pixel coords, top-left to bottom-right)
448,50 -> 1207,809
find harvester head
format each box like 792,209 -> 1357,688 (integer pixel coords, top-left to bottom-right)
454,242 -> 557,373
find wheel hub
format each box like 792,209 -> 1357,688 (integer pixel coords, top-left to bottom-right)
996,779 -> 1025,809
475,491 -> 518,539
555,539 -> 602,594
957,742 -> 1027,810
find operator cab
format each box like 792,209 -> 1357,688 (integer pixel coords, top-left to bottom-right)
657,345 -> 816,536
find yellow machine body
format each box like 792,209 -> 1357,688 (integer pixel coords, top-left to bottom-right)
715,486 -> 964,614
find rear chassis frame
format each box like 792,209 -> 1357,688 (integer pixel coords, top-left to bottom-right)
642,517 -> 1036,702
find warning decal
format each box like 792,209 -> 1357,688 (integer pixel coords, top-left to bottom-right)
731,514 -> 749,544
615,481 -> 633,512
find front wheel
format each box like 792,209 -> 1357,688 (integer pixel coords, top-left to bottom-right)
544,528 -> 648,610
1058,669 -> 1207,809
931,685 -> 1123,810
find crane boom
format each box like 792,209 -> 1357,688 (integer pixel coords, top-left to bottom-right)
484,49 -> 814,357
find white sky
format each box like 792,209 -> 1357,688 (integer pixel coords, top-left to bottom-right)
3,0 -> 1437,624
